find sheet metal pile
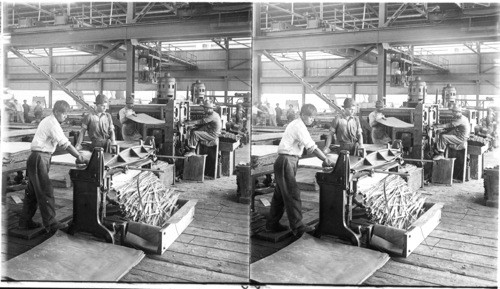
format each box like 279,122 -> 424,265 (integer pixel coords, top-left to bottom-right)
112,170 -> 180,227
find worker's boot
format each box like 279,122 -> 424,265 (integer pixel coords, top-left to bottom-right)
184,149 -> 196,157
46,221 -> 68,233
18,219 -> 42,230
433,153 -> 445,160
265,222 -> 289,232
293,225 -> 315,239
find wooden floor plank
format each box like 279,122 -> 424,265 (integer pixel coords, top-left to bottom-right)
148,251 -> 248,278
121,269 -> 188,283
430,229 -> 498,248
182,226 -> 249,244
440,215 -> 498,232
195,207 -> 249,222
167,241 -> 249,265
365,271 -> 438,286
176,234 -> 249,254
394,253 -> 497,282
423,235 -> 497,256
191,219 -> 248,236
377,260 -> 496,286
133,257 -> 247,283
437,222 -> 498,239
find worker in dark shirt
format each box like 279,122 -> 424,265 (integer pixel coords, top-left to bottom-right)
184,99 -> 222,157
22,100 -> 30,123
433,103 -> 470,160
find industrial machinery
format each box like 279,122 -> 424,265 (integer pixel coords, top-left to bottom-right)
68,143 -> 158,243
190,80 -> 206,104
405,76 -> 427,108
442,83 -> 457,108
315,148 -> 403,246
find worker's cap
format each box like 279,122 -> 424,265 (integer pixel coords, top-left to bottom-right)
343,98 -> 357,108
450,103 -> 462,112
95,94 -> 108,105
201,99 -> 215,109
375,100 -> 384,108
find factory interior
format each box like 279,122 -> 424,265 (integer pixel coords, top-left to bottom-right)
1,1 -> 499,287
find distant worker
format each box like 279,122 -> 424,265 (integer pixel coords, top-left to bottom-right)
267,102 -> 277,126
266,104 -> 334,238
118,99 -> 142,141
33,101 -> 44,121
184,99 -> 222,157
368,100 -> 392,145
275,103 -> 283,126
18,100 -> 87,233
323,98 -> 364,155
75,94 -> 116,152
286,104 -> 296,122
13,99 -> 24,123
22,100 -> 30,123
433,103 -> 470,160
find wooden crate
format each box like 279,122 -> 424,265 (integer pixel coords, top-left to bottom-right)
124,199 -> 197,255
370,202 -> 443,257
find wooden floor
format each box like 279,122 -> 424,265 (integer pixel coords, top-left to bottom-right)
2,144 -> 250,284
252,148 -> 498,286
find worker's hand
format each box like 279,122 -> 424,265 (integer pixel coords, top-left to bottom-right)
322,147 -> 331,154
76,154 -> 88,165
357,142 -> 364,149
382,116 -> 387,120
322,155 -> 336,167
111,140 -> 117,146
75,144 -> 82,151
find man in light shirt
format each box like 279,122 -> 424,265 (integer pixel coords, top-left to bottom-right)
18,100 -> 87,233
368,100 -> 392,145
266,103 -> 334,238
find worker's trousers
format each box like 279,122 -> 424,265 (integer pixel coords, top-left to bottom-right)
187,130 -> 218,149
268,154 -> 304,232
20,151 -> 56,227
436,133 -> 465,152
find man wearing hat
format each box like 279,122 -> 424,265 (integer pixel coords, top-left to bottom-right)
432,103 -> 470,160
184,99 -> 222,157
368,100 -> 392,145
119,99 -> 142,141
75,94 -> 116,152
323,98 -> 364,155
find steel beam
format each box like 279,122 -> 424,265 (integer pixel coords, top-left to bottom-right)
262,50 -> 342,113
9,48 -> 93,111
259,73 -> 497,84
8,21 -> 251,48
315,45 -> 375,89
254,24 -> 499,51
382,3 -> 408,27
63,42 -> 123,86
7,69 -> 251,81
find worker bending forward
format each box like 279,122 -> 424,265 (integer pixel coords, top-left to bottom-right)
19,101 -> 87,233
368,100 -> 392,145
267,104 -> 334,238
433,103 -> 470,160
119,99 -> 142,141
323,98 -> 364,155
75,94 -> 116,152
184,99 -> 222,157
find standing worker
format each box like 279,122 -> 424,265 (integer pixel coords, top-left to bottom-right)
368,100 -> 392,145
433,103 -> 470,160
286,104 -> 296,122
184,99 -> 222,157
275,103 -> 283,126
119,100 -> 142,141
266,104 -> 334,238
13,99 -> 24,123
267,102 -> 277,126
323,98 -> 364,154
75,94 -> 116,152
22,100 -> 30,123
33,101 -> 44,121
18,100 -> 87,233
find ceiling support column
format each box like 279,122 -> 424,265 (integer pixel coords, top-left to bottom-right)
48,48 -> 53,108
252,2 -> 261,105
126,2 -> 135,104
377,3 -> 387,103
302,52 -> 307,105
